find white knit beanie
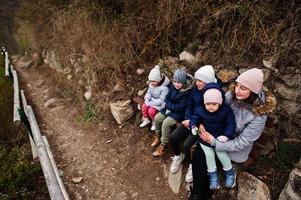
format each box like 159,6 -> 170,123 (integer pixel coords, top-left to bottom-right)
148,65 -> 161,81
194,65 -> 216,83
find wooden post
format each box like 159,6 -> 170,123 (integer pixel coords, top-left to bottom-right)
12,69 -> 21,125
27,106 -> 65,200
20,90 -> 38,160
5,51 -> 9,77
43,136 -> 70,200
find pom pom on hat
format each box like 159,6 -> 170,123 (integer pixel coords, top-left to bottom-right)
194,65 -> 216,83
236,68 -> 264,94
148,65 -> 161,81
173,68 -> 187,84
203,88 -> 223,105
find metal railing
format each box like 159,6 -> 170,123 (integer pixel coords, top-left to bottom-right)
1,46 -> 69,200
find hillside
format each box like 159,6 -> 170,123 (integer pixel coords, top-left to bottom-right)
0,0 -> 300,199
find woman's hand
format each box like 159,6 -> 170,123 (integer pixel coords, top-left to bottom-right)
199,131 -> 215,145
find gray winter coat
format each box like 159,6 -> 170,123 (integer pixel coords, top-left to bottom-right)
215,86 -> 276,163
144,75 -> 170,110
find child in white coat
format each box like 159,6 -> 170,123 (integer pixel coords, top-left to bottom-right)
140,65 -> 170,130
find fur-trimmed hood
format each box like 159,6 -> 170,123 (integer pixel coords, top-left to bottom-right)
228,83 -> 277,116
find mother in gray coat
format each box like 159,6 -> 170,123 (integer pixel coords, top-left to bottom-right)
189,68 -> 277,200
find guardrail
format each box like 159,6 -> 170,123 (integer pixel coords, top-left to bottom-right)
1,47 -> 69,200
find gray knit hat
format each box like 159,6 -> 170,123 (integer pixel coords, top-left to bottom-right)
173,68 -> 187,84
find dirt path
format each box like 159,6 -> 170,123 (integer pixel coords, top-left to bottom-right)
16,64 -> 187,200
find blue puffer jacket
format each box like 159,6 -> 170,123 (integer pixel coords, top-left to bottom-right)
185,77 -> 223,120
185,86 -> 203,120
160,75 -> 193,122
190,83 -> 236,146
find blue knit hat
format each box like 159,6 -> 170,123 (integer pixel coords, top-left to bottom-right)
173,68 -> 187,84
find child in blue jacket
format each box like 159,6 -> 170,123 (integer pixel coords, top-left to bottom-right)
152,68 -> 193,157
190,82 -> 236,189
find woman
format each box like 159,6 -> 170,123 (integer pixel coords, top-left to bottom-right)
189,68 -> 276,199
168,65 -> 217,182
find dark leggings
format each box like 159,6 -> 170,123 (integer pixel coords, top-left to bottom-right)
169,124 -> 198,162
191,144 -> 213,198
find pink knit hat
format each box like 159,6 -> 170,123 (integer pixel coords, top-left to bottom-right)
203,88 -> 223,105
236,68 -> 264,94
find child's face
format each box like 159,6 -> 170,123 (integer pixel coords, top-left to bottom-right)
205,102 -> 220,113
172,81 -> 184,90
150,80 -> 159,87
196,80 -> 206,90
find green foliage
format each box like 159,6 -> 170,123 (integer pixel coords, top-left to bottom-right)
0,54 -> 14,142
82,101 -> 96,122
18,37 -> 30,51
0,145 -> 42,199
272,142 -> 301,172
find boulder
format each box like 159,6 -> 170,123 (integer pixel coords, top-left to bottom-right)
217,69 -> 239,83
84,90 -> 92,100
45,50 -> 63,71
179,51 -> 196,64
263,57 -> 278,73
138,88 -> 148,97
16,55 -> 33,69
275,83 -> 300,102
110,100 -> 134,124
31,52 -> 43,67
279,73 -> 301,87
279,163 -> 301,200
44,98 -> 58,108
168,164 -> 183,194
237,172 -> 271,200
113,83 -> 124,92
164,56 -> 179,66
277,100 -> 300,115
136,68 -> 144,75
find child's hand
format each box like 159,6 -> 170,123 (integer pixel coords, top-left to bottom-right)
182,120 -> 190,127
217,136 -> 229,143
144,94 -> 151,101
191,126 -> 199,136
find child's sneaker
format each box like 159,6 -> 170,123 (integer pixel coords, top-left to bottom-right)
224,168 -> 236,188
150,122 -> 156,131
139,118 -> 150,127
208,170 -> 220,190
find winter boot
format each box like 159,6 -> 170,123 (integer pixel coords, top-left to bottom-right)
208,170 -> 220,190
151,135 -> 160,147
152,144 -> 166,157
224,167 -> 236,188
